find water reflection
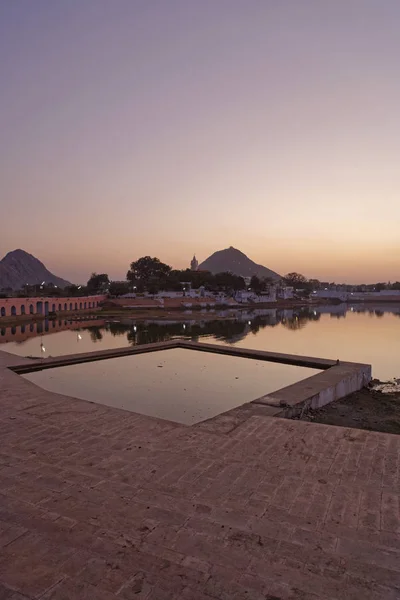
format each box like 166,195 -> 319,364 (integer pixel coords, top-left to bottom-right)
2,305 -> 400,380
0,317 -> 105,344
1,306 -> 400,347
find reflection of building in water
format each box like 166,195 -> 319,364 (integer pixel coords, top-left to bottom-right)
314,304 -> 349,316
317,305 -> 347,317
0,318 -> 106,344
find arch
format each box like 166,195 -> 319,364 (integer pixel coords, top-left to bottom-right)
75,302 -> 78,310
0,328 -> 5,336
88,302 -> 91,309
29,323 -> 34,332
79,302 -> 82,309
36,301 -> 43,315
58,304 -> 62,311
44,301 -> 49,316
69,303 -> 73,310
64,303 -> 67,311
0,307 -> 5,317
11,326 -> 16,335
21,305 -> 26,315
84,302 -> 87,309
52,304 -> 56,312
11,306 -> 16,316
29,304 -> 34,315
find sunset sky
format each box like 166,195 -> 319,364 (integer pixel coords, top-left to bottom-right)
1,1 -> 399,284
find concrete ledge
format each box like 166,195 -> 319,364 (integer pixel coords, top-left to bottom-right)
178,340 -> 337,370
253,361 -> 372,418
9,339 -> 181,374
9,339 -> 338,374
7,340 -> 372,431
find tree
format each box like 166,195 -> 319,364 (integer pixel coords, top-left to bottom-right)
375,282 -> 387,292
87,273 -> 109,293
214,272 -> 245,292
109,281 -> 130,296
64,284 -> 85,296
308,279 -> 321,290
250,276 -> 263,294
283,272 -> 308,289
127,257 -> 171,289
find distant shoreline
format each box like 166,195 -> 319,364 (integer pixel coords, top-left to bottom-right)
1,296 -> 400,328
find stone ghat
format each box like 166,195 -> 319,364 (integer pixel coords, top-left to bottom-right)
1,347 -> 399,600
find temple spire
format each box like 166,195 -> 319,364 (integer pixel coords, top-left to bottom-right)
190,254 -> 199,271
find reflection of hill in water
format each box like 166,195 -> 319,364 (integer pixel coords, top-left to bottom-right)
1,305 -> 399,346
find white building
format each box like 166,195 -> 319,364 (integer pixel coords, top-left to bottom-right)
276,286 -> 294,300
235,288 -> 277,303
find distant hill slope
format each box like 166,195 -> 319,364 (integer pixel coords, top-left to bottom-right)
0,249 -> 71,290
199,247 -> 281,280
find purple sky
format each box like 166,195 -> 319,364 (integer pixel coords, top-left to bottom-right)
1,1 -> 399,284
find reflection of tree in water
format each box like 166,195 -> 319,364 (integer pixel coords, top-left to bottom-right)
107,322 -> 131,336
280,309 -> 321,331
127,322 -> 183,345
117,316 -> 283,346
87,327 -> 103,342
125,319 -> 270,345
193,320 -> 249,344
79,307 -> 333,345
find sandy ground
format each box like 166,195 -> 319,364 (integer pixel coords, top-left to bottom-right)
298,381 -> 400,435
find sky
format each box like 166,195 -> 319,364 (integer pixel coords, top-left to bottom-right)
1,0 -> 399,284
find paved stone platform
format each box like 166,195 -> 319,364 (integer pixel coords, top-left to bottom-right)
0,350 -> 399,599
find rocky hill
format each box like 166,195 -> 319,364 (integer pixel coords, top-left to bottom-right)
199,247 -> 281,280
0,249 -> 71,290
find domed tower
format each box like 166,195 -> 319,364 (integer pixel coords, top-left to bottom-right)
190,254 -> 199,271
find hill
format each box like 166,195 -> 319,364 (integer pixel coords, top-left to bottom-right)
198,247 -> 281,280
0,249 -> 71,290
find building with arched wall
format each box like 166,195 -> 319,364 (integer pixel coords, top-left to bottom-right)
0,295 -> 106,319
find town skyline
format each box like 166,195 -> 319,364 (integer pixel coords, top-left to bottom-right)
0,246 -> 398,288
1,2 -> 399,284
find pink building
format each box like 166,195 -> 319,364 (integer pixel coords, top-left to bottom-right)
0,295 -> 106,318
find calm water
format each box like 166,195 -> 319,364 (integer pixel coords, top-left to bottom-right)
23,349 -> 318,425
2,304 -> 400,379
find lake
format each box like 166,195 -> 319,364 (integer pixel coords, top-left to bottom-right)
1,304 -> 399,380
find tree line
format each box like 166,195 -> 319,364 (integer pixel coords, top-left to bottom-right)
8,256 -> 400,297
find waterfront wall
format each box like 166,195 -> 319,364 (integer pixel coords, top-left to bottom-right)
0,295 -> 106,319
